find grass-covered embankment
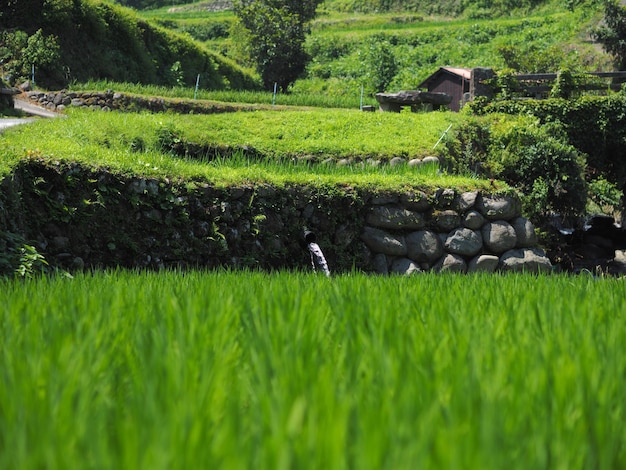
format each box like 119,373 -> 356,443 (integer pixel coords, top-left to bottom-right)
1,270 -> 624,468
145,1 -> 608,100
0,107 -> 507,273
0,107 -> 486,190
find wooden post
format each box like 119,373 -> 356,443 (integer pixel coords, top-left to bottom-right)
470,67 -> 495,101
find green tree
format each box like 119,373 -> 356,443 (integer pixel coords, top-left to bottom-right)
0,29 -> 61,86
592,0 -> 626,69
359,35 -> 398,94
234,0 -> 323,91
0,0 -> 46,30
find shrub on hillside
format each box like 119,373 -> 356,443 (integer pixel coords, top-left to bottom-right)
444,115 -> 587,221
0,78 -> 14,112
469,93 -> 626,219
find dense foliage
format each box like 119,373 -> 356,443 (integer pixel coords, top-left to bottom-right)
0,0 -> 258,89
592,0 -> 626,69
468,93 -> 626,219
0,77 -> 14,112
111,0 -> 576,14
234,0 -> 323,91
443,114 -> 587,220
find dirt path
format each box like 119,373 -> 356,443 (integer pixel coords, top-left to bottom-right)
13,97 -> 61,118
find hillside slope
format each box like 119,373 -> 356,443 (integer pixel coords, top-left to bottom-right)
143,0 -> 607,98
0,0 -> 259,90
115,0 -> 567,16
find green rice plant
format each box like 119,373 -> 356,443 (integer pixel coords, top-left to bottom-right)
0,270 -> 625,469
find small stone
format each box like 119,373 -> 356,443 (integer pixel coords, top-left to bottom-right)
453,191 -> 478,212
463,210 -> 486,230
434,253 -> 467,273
391,257 -> 421,275
434,188 -> 456,208
422,156 -> 440,165
400,191 -> 431,212
435,210 -> 460,232
511,217 -> 538,248
372,253 -> 389,274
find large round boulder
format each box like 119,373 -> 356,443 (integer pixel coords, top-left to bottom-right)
445,228 -> 482,257
360,227 -> 407,256
468,254 -> 500,273
511,217 -> 538,248
476,195 -> 520,221
499,248 -> 552,273
406,230 -> 443,263
482,221 -> 517,254
366,205 -> 425,230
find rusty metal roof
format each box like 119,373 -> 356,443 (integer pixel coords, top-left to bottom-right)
418,67 -> 472,89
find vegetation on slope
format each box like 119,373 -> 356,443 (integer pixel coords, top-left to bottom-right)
0,0 -> 259,90
114,0 -> 583,15
138,0 -> 609,100
0,107 -> 482,190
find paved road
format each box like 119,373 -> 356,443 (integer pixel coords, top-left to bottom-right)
14,97 -> 61,118
0,117 -> 36,131
0,97 -> 60,132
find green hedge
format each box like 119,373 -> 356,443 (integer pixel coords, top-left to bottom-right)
0,0 -> 259,90
443,113 -> 587,221
469,94 -> 626,201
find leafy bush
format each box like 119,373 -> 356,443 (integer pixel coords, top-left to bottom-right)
587,176 -> 623,217
0,232 -> 49,278
358,34 -> 398,94
495,125 -> 587,220
470,93 -> 626,218
443,115 -> 587,220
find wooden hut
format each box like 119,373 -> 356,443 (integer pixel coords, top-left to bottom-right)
418,67 -> 471,112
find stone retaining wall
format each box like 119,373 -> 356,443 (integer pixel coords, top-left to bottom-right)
361,189 -> 551,274
2,159 -> 551,274
24,90 -> 252,114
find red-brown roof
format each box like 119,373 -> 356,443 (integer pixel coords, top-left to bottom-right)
418,67 -> 472,89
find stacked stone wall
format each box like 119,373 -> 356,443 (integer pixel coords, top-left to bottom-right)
1,159 -> 551,274
24,90 -> 258,114
360,189 -> 551,274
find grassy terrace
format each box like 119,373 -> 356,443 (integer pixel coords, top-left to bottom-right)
0,107 -> 496,192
